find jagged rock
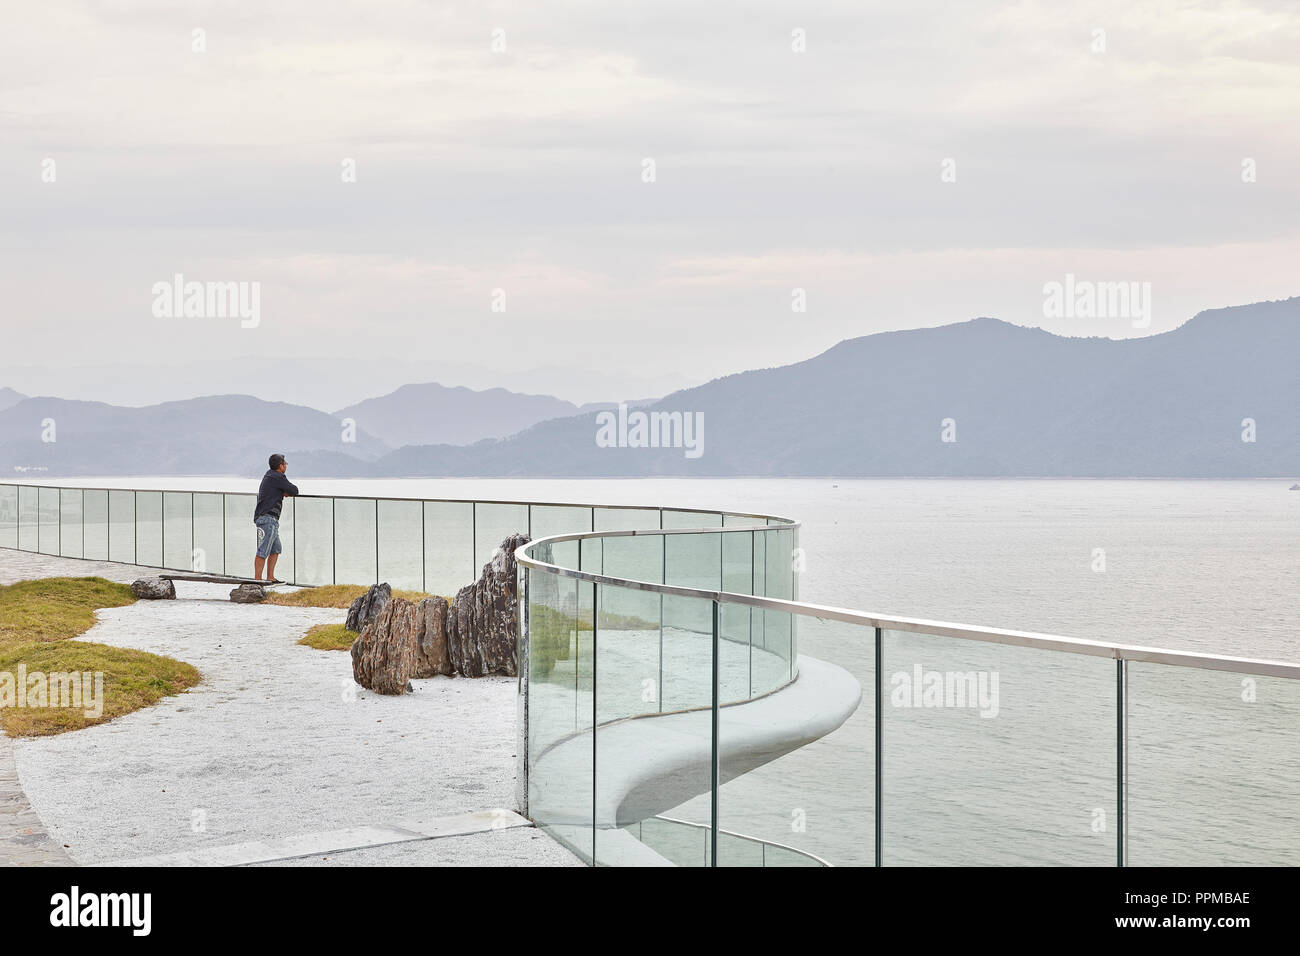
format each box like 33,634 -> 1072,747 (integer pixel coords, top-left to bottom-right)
412,596 -> 454,678
350,597 -> 418,695
345,582 -> 392,632
229,583 -> 266,603
447,533 -> 528,678
130,577 -> 175,600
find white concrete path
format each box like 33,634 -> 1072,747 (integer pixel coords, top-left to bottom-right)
0,547 -> 578,867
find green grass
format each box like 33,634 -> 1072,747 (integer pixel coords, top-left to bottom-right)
299,623 -> 359,651
266,584 -> 440,609
0,577 -> 138,652
0,577 -> 200,737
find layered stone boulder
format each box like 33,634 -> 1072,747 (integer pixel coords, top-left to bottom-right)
350,597 -> 419,695
412,596 -> 454,678
446,533 -> 528,678
130,577 -> 175,600
345,582 -> 391,633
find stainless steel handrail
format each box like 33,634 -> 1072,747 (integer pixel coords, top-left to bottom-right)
519,529 -> 1300,680
0,482 -> 796,525
643,815 -> 833,867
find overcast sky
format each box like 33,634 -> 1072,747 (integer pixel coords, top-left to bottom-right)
3,0 -> 1298,406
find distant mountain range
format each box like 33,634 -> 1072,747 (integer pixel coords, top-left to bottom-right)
0,388 -> 25,413
0,395 -> 390,477
333,383 -> 616,448
4,297 -> 1299,479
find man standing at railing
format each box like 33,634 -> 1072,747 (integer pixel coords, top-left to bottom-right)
254,453 -> 298,583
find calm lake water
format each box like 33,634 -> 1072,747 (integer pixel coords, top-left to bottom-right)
31,476 -> 1300,865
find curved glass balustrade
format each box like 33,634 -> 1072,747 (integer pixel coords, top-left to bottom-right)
3,481 -> 1299,867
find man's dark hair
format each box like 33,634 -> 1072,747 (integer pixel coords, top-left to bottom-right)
268,453 -> 286,470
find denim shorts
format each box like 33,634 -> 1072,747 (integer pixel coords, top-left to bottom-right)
255,514 -> 281,558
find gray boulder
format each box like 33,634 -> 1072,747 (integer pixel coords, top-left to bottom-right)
229,583 -> 267,603
447,533 -> 528,677
345,582 -> 392,632
413,596 -> 454,678
130,577 -> 176,600
351,597 -> 418,695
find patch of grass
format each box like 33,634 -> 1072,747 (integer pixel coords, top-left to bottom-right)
266,584 -> 440,609
0,577 -> 200,737
299,623 -> 359,651
0,577 -> 137,652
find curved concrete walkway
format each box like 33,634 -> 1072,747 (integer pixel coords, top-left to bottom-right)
0,547 -> 579,867
529,654 -> 861,865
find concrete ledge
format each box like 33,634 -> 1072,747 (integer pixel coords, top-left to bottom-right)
531,654 -> 861,828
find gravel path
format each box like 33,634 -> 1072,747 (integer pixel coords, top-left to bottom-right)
0,547 -> 578,867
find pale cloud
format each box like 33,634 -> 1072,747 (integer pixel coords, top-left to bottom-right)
1,0 -> 1297,404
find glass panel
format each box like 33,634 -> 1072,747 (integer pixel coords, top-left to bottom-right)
664,530 -> 718,645
662,509 -> 722,529
277,496 -> 296,585
629,817 -> 707,867
192,493 -> 225,575
592,561 -> 662,723
660,593 -> 713,714
135,491 -> 163,567
527,568 -> 592,863
108,490 -> 136,564
882,628 -> 1115,865
224,494 -> 256,580
18,486 -> 37,551
59,488 -> 83,558
720,531 -> 754,701
377,499 -> 423,593
716,614 -> 870,867
529,505 -> 592,543
291,496 -> 332,586
162,492 -> 193,570
760,527 -> 794,687
593,507 -> 659,532
83,489 -> 108,560
37,486 -> 59,555
723,512 -> 765,528
0,485 -> 16,549
600,587 -> 716,865
599,532 -> 663,585
333,497 -> 376,586
423,501 -> 473,598
1126,662 -> 1300,865
474,502 -> 529,576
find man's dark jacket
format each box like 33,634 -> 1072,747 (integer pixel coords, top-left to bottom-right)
254,470 -> 299,520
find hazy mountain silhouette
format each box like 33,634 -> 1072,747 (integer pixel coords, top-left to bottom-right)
0,394 -> 389,477
333,382 -> 594,447
0,388 -> 25,413
374,297 -> 1300,478
5,298 -> 1298,479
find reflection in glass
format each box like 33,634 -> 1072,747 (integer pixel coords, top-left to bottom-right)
377,499 -> 423,593
83,489 -> 109,561
162,492 -> 193,570
38,486 -> 59,555
108,490 -> 136,564
423,501 -> 473,597
333,498 -> 377,586
59,488 -> 83,558
136,492 -> 163,567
